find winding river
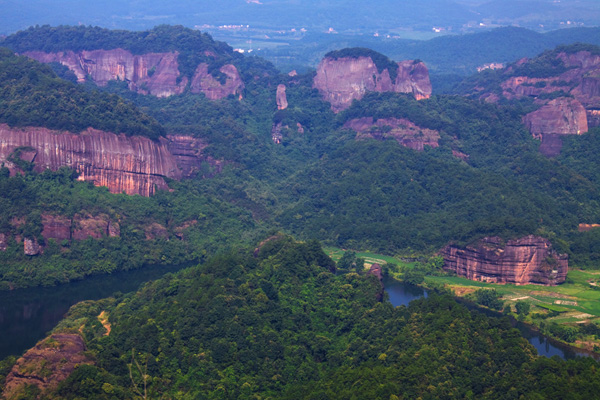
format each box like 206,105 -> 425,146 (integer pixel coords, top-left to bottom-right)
0,267 -> 596,361
382,276 -> 599,360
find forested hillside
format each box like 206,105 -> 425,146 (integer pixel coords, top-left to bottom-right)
4,238 -> 600,399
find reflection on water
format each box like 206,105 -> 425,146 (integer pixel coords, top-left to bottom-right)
0,263 -> 189,360
382,276 -> 598,360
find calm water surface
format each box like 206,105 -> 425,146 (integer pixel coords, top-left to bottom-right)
0,263 -> 189,360
382,276 -> 599,360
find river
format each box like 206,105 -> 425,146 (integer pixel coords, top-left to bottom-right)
1,267 -> 596,361
382,276 -> 599,360
0,263 -> 189,360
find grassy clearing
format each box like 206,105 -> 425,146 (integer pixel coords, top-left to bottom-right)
323,246 -> 416,268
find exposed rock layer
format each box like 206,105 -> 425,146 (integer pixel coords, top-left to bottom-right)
313,56 -> 432,112
523,97 -> 588,136
0,124 -> 210,196
24,49 -> 244,99
441,235 -> 568,286
276,84 -> 288,110
344,117 -> 440,150
2,334 -> 92,400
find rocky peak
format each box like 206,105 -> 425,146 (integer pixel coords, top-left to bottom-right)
190,63 -> 245,100
441,235 -> 568,286
313,53 -> 432,112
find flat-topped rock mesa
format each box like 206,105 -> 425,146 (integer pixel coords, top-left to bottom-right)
313,50 -> 432,112
2,334 -> 92,400
24,49 -> 244,99
0,124 -> 211,196
441,235 -> 568,286
344,117 -> 440,151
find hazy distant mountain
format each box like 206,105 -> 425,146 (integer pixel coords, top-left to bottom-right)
1,0 -> 599,35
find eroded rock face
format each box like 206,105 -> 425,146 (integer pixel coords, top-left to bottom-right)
523,97 -> 588,136
276,84 -> 288,110
344,117 -> 439,150
25,49 -> 188,97
2,334 -> 92,400
441,235 -> 568,286
0,124 -> 182,196
190,63 -> 245,100
72,214 -> 113,240
41,214 -> 72,242
166,134 -> 222,177
313,56 -> 432,112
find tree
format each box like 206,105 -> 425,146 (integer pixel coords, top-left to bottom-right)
515,301 -> 531,316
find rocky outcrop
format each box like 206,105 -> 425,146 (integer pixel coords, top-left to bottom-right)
344,117 -> 440,151
25,49 -> 188,97
441,235 -> 568,286
313,56 -> 432,112
72,214 -> 114,240
145,222 -> 169,240
523,97 -> 588,136
24,49 -> 245,99
578,223 -> 600,232
24,238 -> 41,256
276,84 -> 288,110
190,63 -> 245,100
2,334 -> 92,400
41,214 -> 71,242
483,50 -> 600,146
0,124 -> 212,196
166,134 -> 222,177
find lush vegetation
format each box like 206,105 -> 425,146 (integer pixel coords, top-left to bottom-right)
0,48 -> 164,139
6,238 -> 597,399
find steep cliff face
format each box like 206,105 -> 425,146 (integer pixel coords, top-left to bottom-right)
313,56 -> 432,112
24,49 -> 188,97
24,49 -> 245,99
2,334 -> 92,400
344,117 -> 440,151
190,63 -> 245,100
523,97 -> 588,136
441,235 -> 568,286
0,125 -> 210,196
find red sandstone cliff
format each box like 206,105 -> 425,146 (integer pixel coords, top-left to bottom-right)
441,235 -> 568,286
344,117 -> 440,151
313,56 -> 432,112
0,124 -> 211,196
24,49 -> 244,99
523,97 -> 588,137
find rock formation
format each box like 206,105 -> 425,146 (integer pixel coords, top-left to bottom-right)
2,334 -> 92,400
24,238 -> 41,256
344,117 -> 440,150
523,97 -> 588,136
578,223 -> 600,232
189,63 -> 245,100
441,235 -> 568,286
41,214 -> 72,242
24,49 -> 244,99
481,50 -> 600,148
0,124 -> 211,196
313,56 -> 432,112
276,84 -> 288,110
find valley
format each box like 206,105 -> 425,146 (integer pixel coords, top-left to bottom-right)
2,21 -> 600,399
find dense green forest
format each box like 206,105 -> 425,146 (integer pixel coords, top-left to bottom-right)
0,48 -> 164,139
4,238 -> 599,399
